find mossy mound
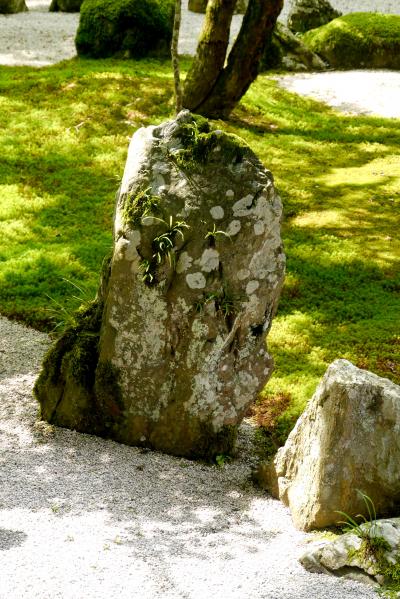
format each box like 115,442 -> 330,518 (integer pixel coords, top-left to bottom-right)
75,0 -> 174,59
288,0 -> 341,34
302,12 -> 400,69
49,0 -> 83,12
0,0 -> 27,13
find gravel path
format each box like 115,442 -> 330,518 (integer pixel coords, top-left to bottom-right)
0,315 -> 377,598
276,70 -> 400,119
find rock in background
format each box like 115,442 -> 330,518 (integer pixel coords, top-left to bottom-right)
259,359 -> 400,530
288,0 -> 341,33
49,0 -> 83,12
261,23 -> 327,72
35,111 -> 285,460
0,0 -> 27,13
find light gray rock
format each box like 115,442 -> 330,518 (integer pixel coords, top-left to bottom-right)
288,0 -> 341,33
0,0 -> 27,13
261,22 -> 327,72
300,518 -> 400,589
259,359 -> 400,530
35,111 -> 285,460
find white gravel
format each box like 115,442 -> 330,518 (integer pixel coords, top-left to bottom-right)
0,317 -> 378,598
276,70 -> 400,118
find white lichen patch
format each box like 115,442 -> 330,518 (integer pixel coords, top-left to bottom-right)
254,221 -> 265,236
186,320 -> 209,370
237,268 -> 250,281
186,272 -> 206,289
249,244 -> 279,279
246,280 -> 260,295
198,248 -> 219,272
176,251 -> 193,274
233,194 -> 254,216
226,220 -> 241,236
210,206 -> 224,220
124,230 -> 141,261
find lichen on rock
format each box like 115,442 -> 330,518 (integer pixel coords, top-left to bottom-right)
35,110 -> 285,460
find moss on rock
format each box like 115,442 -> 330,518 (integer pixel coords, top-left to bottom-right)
175,116 -> 249,170
75,0 -> 174,59
122,188 -> 161,227
302,13 -> 400,69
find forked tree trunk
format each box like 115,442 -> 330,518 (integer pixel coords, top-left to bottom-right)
183,0 -> 284,118
171,0 -> 183,113
183,0 -> 238,111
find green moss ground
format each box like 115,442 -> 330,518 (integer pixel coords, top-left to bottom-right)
1,56 -> 399,446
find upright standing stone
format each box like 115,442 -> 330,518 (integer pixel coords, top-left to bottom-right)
35,111 -> 285,459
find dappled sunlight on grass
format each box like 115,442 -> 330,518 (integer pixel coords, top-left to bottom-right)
0,57 -> 398,446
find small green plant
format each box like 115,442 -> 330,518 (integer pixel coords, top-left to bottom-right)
337,491 -> 400,596
195,287 -> 237,318
204,224 -> 231,245
139,216 -> 189,285
336,490 -> 379,539
215,453 -> 230,467
46,278 -> 94,334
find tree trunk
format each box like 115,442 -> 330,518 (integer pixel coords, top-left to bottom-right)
171,0 -> 183,113
183,0 -> 284,118
182,0 -> 237,111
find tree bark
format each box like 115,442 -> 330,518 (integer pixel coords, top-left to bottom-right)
171,0 -> 183,113
182,0 -> 237,111
183,0 -> 284,119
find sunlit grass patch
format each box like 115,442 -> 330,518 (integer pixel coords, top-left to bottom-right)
0,57 -> 398,448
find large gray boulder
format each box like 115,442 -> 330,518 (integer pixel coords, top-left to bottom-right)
0,0 -> 27,13
34,111 -> 285,460
259,360 -> 400,530
288,0 -> 341,33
